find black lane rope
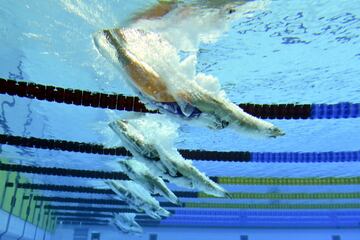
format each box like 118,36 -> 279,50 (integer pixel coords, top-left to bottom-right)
0,161 -> 212,184
0,134 -> 252,162
0,78 -> 313,119
56,218 -> 110,227
3,163 -> 360,187
53,212 -> 155,221
0,134 -> 132,157
10,182 -> 198,198
15,182 -> 114,194
2,134 -> 360,163
44,205 -> 175,214
57,217 -> 110,224
44,205 -> 134,212
0,161 -> 129,180
57,216 -> 152,223
53,212 -> 113,218
33,196 -> 180,208
58,221 -> 109,226
34,196 -> 127,205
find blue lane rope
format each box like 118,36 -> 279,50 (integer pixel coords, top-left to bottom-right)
311,103 -> 360,119
159,216 -> 360,222
251,151 -> 360,163
144,220 -> 359,228
174,210 -> 360,217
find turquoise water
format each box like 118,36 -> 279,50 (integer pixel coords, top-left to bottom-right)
1,0 -> 360,239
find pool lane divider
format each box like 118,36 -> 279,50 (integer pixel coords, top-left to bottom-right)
28,193 -> 360,208
29,191 -> 360,201
138,221 -> 360,228
42,205 -> 170,214
59,220 -> 360,228
52,210 -> 360,218
2,161 -> 360,185
55,214 -> 153,222
43,203 -> 360,211
6,176 -> 360,216
51,211 -> 360,226
33,196 -> 180,208
150,217 -> 360,225
29,194 -> 360,207
173,209 -> 360,217
53,212 -> 113,218
2,134 -> 360,163
55,216 -> 360,225
2,77 -> 359,119
56,217 -> 110,225
215,176 -> 360,185
141,219 -> 360,228
58,221 -> 108,226
198,192 -> 360,199
184,202 -> 360,209
50,211 -> 360,228
6,182 -> 360,205
0,161 -> 129,180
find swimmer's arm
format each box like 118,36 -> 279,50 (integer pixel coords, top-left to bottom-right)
131,0 -> 178,21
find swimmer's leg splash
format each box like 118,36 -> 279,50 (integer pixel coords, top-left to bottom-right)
93,28 -> 175,103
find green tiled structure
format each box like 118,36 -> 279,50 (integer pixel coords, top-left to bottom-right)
0,158 -> 56,232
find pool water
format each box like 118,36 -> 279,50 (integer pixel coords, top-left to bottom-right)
0,0 -> 360,239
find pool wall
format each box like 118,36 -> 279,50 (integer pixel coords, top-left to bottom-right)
0,158 -> 55,240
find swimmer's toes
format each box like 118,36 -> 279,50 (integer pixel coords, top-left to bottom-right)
175,199 -> 182,206
268,126 -> 285,138
225,192 -> 232,199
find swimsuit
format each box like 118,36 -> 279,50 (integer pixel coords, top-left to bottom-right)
154,101 -> 202,119
137,92 -> 202,119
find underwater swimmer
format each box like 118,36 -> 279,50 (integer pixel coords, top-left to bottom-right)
109,119 -> 230,198
112,213 -> 143,234
94,0 -> 284,138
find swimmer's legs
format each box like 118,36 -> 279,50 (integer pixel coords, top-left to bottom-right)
131,0 -> 178,22
177,86 -> 284,138
94,28 -> 175,102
